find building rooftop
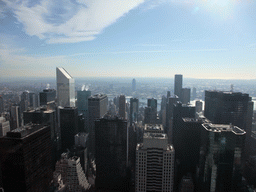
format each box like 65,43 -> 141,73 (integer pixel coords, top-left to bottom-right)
57,67 -> 73,79
144,124 -> 163,131
202,123 -> 246,135
144,133 -> 167,139
89,94 -> 107,100
6,124 -> 45,138
182,118 -> 203,123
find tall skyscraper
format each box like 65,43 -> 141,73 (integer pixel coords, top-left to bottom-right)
88,94 -> 108,159
39,89 -> 56,106
59,107 -> 78,152
132,78 -> 136,92
20,91 -> 29,113
56,67 -> 75,107
174,74 -> 183,99
0,124 -> 52,192
77,89 -> 91,115
136,133 -> 175,192
198,123 -> 245,192
174,117 -> 203,190
192,87 -> 196,100
204,91 -> 251,129
119,95 -> 126,119
130,98 -> 139,123
147,98 -> 157,112
23,107 -> 59,167
28,92 -> 38,109
195,100 -> 203,113
95,116 -> 128,191
165,96 -> 179,139
204,91 -> 253,159
181,88 -> 190,104
0,116 -> 10,137
54,153 -> 90,191
0,95 -> 3,114
10,105 -> 21,130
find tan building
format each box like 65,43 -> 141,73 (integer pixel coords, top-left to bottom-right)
136,133 -> 175,192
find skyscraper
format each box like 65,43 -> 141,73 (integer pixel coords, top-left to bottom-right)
20,91 -> 29,113
147,98 -> 157,112
174,74 -> 183,99
0,95 -> 3,114
130,98 -> 139,123
88,94 -> 108,159
10,105 -> 21,130
0,116 -> 10,137
119,95 -> 126,119
204,91 -> 252,130
198,123 -> 245,192
192,87 -> 196,100
95,116 -> 128,191
54,153 -> 90,191
132,78 -> 136,92
77,89 -> 91,115
204,91 -> 253,159
59,107 -> 78,152
181,88 -> 190,104
56,67 -> 75,107
0,124 -> 52,192
39,89 -> 56,106
136,133 -> 175,192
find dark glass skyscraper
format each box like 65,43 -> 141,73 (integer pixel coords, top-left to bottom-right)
39,89 -> 56,106
0,124 -> 52,192
59,107 -> 78,152
77,89 -> 91,115
174,74 -> 183,99
88,94 -> 108,159
204,91 -> 251,129
95,116 -> 128,191
119,95 -> 126,119
130,98 -> 139,123
198,123 -> 245,192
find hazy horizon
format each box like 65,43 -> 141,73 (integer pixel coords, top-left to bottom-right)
1,0 -> 256,79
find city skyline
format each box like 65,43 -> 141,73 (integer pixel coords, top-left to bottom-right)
1,0 -> 256,79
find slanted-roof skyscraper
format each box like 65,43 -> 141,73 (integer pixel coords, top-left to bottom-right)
56,67 -> 75,107
174,74 -> 183,99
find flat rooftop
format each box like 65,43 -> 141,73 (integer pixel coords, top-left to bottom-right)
202,123 -> 246,135
144,124 -> 163,131
144,133 -> 167,139
89,94 -> 107,100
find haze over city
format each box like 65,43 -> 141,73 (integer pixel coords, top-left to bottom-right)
1,0 -> 256,79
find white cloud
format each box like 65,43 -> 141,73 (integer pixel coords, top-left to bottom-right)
3,0 -> 145,43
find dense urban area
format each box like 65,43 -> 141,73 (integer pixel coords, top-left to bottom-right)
0,69 -> 256,192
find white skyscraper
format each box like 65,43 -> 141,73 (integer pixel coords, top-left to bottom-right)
136,133 -> 175,192
56,67 -> 75,107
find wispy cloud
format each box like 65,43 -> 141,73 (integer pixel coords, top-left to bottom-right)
66,48 -> 228,56
3,0 -> 145,44
0,41 -> 67,77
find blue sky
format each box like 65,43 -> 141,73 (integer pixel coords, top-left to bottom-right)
0,0 -> 256,79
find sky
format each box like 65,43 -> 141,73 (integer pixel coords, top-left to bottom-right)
0,0 -> 256,79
